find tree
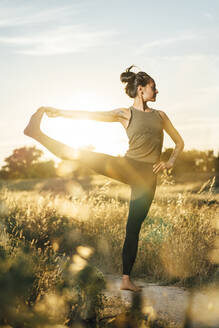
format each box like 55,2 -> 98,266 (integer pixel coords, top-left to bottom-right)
0,146 -> 56,179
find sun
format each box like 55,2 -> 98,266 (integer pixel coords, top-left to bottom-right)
40,114 -> 127,164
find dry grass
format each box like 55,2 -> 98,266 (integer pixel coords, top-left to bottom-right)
0,172 -> 218,283
0,172 -> 219,327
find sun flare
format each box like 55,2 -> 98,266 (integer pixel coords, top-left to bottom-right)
41,114 -> 128,164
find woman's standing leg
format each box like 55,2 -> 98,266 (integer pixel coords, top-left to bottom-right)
120,181 -> 157,292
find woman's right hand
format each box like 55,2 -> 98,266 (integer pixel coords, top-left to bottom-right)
45,107 -> 61,118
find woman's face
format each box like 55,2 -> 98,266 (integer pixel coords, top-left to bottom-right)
141,80 -> 159,102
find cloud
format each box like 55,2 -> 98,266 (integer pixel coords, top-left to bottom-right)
134,33 -> 201,55
0,2 -> 118,56
202,12 -> 214,20
0,25 -> 117,55
0,2 -> 81,27
0,1 -> 118,55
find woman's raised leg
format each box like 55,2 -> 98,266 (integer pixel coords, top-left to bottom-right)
24,108 -> 155,186
24,108 -> 80,161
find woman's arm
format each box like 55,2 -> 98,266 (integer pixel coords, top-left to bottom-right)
159,110 -> 184,165
153,110 -> 184,174
45,107 -> 127,123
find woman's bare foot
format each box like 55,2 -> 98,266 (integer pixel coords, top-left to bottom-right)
120,275 -> 142,292
23,107 -> 45,138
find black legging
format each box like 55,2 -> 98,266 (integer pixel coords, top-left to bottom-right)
77,149 -> 157,275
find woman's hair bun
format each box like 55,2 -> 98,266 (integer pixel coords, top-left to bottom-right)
120,65 -> 137,84
120,64 -> 152,98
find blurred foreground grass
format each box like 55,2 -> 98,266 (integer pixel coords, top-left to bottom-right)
0,171 -> 219,327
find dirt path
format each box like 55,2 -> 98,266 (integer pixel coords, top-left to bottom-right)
100,274 -> 219,327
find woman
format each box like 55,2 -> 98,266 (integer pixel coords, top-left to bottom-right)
24,65 -> 184,292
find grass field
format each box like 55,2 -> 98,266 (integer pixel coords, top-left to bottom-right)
0,172 -> 219,327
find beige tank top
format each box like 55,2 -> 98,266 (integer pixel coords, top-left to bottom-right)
125,106 -> 164,164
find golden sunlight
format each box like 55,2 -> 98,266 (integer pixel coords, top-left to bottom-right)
41,114 -> 127,165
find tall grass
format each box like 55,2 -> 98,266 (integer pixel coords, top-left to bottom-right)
0,172 -> 218,327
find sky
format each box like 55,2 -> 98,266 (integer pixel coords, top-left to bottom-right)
1,0 -> 219,168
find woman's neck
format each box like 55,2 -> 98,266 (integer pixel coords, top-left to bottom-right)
132,100 -> 151,112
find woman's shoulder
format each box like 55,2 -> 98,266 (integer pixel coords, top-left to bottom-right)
153,109 -> 169,128
154,109 -> 166,117
112,107 -> 131,119
154,109 -> 168,121
116,107 -> 168,121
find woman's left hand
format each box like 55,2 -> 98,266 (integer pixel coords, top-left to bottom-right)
153,161 -> 174,174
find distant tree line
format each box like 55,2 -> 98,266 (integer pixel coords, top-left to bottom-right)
0,146 -> 56,179
160,148 -> 219,185
0,146 -> 218,185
